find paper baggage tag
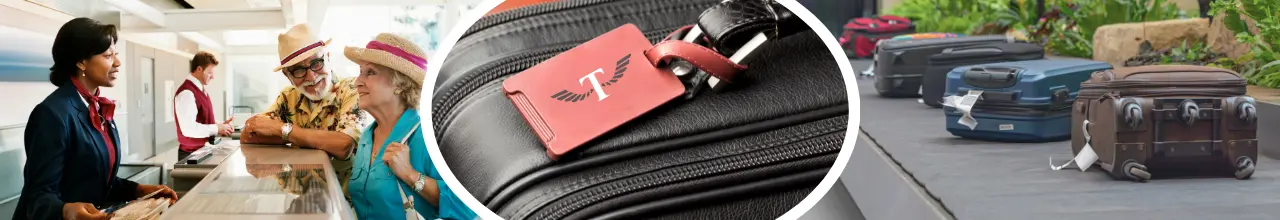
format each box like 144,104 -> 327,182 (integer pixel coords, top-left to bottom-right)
942,90 -> 983,130
916,86 -> 925,104
503,24 -> 687,160
957,91 -> 982,129
1051,119 -> 1098,172
861,61 -> 875,77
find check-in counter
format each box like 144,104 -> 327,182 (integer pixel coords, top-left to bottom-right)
171,142 -> 240,198
161,144 -> 353,220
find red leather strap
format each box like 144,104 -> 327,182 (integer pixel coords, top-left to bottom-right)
644,40 -> 746,83
666,25 -> 695,41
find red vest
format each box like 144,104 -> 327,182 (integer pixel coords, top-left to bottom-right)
174,80 -> 215,152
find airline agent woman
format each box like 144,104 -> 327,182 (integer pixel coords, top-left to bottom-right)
14,17 -> 177,220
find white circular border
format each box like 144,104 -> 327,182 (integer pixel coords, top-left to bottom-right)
772,0 -> 861,219
417,1 -> 862,219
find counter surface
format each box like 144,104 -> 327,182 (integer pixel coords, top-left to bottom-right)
161,144 -> 354,220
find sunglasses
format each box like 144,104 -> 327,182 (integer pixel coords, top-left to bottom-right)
285,56 -> 327,78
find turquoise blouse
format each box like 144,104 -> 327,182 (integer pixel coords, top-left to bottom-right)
349,109 -> 477,220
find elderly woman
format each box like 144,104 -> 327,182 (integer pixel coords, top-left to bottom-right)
16,17 -> 177,220
345,33 -> 477,220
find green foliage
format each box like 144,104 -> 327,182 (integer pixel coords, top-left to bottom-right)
887,0 -> 1013,34
1044,0 -> 1185,58
980,0 -> 1051,35
886,0 -> 1189,59
1159,40 -> 1222,65
1211,0 -> 1280,88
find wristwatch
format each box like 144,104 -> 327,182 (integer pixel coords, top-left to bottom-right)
281,123 -> 293,143
414,173 -> 427,192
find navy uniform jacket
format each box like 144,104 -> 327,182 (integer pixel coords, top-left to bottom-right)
13,84 -> 138,220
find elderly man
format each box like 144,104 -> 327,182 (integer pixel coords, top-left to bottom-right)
242,24 -> 368,198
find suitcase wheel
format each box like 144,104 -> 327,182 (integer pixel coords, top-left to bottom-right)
1236,157 -> 1256,180
1123,102 -> 1143,129
1239,101 -> 1257,124
1122,161 -> 1151,182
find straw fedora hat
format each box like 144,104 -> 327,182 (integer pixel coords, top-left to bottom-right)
343,33 -> 426,85
273,24 -> 332,72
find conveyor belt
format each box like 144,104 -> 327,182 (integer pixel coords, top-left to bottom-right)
849,60 -> 1280,220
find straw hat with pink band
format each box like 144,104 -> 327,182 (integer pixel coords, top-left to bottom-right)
273,24 -> 333,72
343,33 -> 427,86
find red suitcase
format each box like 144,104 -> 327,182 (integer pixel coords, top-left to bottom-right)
839,15 -> 914,58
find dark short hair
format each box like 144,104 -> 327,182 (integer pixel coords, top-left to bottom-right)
190,51 -> 219,72
49,17 -> 118,86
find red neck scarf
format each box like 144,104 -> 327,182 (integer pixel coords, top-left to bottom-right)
71,77 -> 117,182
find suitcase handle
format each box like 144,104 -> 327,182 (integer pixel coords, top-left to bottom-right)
943,43 -> 1009,54
962,67 -> 1020,88
941,46 -> 1004,55
1147,98 -> 1225,158
1050,87 -> 1070,108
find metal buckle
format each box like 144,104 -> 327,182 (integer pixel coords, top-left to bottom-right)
670,25 -> 770,93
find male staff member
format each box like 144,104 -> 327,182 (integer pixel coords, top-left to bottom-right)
242,24 -> 367,198
175,51 -> 234,160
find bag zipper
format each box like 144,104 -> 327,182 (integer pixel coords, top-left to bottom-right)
929,53 -> 1043,65
960,104 -> 1073,116
455,0 -> 709,51
1078,80 -> 1246,99
878,36 -> 1014,52
1079,87 -> 1246,99
527,127 -> 844,219
487,107 -> 847,209
1081,80 -> 1245,89
464,0 -> 619,36
431,45 -> 564,128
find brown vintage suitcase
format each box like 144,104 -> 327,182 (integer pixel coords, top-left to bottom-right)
1071,65 -> 1259,182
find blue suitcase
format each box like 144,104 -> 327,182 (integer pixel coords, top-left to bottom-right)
943,59 -> 1112,142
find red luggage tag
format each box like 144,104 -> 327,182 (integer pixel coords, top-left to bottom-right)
503,24 -> 687,160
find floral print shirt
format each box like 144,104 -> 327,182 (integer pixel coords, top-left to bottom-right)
261,77 -> 369,199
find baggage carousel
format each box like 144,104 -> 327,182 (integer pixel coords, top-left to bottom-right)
843,60 -> 1280,220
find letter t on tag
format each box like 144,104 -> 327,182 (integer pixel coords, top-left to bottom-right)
580,68 -> 610,101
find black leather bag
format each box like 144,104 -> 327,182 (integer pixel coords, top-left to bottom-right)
432,0 -> 849,219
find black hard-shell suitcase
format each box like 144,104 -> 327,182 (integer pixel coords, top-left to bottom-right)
873,35 -> 1020,97
431,0 -> 848,219
920,42 -> 1045,107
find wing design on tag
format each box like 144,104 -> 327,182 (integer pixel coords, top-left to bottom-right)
551,53 -> 631,103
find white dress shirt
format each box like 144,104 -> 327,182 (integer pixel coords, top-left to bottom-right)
175,75 -> 219,138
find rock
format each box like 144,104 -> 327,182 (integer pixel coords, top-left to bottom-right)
1093,18 -> 1210,67
1207,8 -> 1260,58
1006,29 -> 1030,42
